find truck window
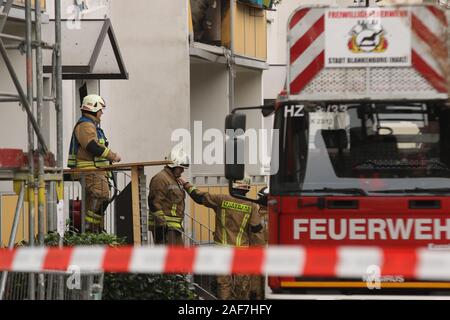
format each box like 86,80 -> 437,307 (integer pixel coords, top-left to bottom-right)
273,102 -> 450,195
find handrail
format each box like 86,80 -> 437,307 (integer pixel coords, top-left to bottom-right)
63,161 -> 172,174
184,212 -> 215,234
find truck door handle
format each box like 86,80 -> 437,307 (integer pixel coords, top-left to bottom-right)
409,200 -> 441,209
327,200 -> 359,209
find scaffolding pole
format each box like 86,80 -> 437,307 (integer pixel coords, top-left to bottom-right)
0,0 -> 14,32
35,0 -> 45,300
25,0 -> 36,301
55,0 -> 65,300
35,0 -> 44,246
55,0 -> 63,173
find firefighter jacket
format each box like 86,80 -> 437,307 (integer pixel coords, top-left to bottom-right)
148,167 -> 186,231
183,182 -> 262,247
250,205 -> 268,246
68,114 -> 117,169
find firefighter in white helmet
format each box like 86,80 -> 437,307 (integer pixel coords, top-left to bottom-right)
178,175 -> 263,299
148,147 -> 190,245
68,94 -> 121,232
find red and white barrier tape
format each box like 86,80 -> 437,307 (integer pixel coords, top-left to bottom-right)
1,246 -> 450,280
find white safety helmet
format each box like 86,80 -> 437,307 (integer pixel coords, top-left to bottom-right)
166,147 -> 190,169
232,176 -> 251,191
81,94 -> 106,113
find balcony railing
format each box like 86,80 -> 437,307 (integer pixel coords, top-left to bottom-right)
190,0 -> 268,61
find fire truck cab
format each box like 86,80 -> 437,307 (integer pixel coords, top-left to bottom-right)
225,3 -> 450,299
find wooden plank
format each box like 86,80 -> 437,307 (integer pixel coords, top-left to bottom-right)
245,7 -> 256,58
188,0 -> 193,34
255,9 -> 267,60
235,2 -> 246,56
221,0 -> 231,48
64,161 -> 171,174
131,167 -> 141,245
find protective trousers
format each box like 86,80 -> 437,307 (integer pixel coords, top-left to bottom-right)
250,276 -> 265,300
85,173 -> 110,232
151,227 -> 184,246
217,274 -> 251,300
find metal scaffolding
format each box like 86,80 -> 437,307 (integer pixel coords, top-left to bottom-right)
0,0 -> 63,300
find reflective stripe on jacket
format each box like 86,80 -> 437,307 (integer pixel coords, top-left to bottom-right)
148,168 -> 186,230
68,115 -> 111,169
185,184 -> 260,247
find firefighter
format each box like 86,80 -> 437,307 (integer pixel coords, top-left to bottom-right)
148,148 -> 190,245
68,94 -> 121,233
178,176 -> 263,300
250,186 -> 269,300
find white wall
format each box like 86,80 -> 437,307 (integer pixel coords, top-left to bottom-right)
100,0 -> 191,179
190,61 -> 229,175
0,22 -> 38,151
235,69 -> 265,176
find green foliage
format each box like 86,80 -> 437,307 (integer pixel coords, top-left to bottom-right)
44,231 -> 198,300
103,274 -> 198,300
45,230 -> 125,247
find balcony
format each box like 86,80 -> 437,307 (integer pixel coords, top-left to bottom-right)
189,0 -> 270,62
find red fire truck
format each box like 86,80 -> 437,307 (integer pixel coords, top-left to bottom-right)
225,3 -> 450,298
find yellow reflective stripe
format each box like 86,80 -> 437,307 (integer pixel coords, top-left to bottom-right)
76,160 -> 96,169
171,204 -> 177,216
94,159 -> 110,167
76,159 -> 109,169
236,213 -> 250,247
167,222 -> 182,229
221,209 -> 227,246
87,210 -> 103,220
67,159 -> 77,167
98,138 -> 106,145
100,147 -> 110,158
221,201 -> 251,213
85,215 -> 101,225
213,241 -> 248,248
152,210 -> 164,217
187,186 -> 196,194
165,216 -> 182,222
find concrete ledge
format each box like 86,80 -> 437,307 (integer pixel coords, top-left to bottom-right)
190,41 -> 269,71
